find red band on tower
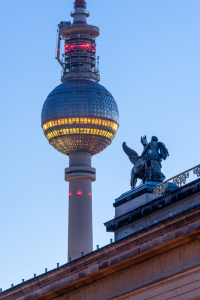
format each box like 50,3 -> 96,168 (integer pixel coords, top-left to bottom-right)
74,0 -> 87,9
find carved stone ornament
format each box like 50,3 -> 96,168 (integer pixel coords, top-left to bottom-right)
173,172 -> 189,187
193,166 -> 200,177
153,182 -> 169,196
153,164 -> 200,197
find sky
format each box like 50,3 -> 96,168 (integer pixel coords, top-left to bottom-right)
1,0 -> 200,291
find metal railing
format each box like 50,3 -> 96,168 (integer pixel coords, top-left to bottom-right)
60,24 -> 100,35
153,164 -> 200,197
70,10 -> 90,16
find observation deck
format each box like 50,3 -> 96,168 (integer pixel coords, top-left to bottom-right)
59,24 -> 100,38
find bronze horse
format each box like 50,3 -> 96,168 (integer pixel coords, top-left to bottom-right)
123,136 -> 150,189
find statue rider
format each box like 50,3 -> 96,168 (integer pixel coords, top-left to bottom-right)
138,136 -> 169,182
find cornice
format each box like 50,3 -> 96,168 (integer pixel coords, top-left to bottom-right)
105,178 -> 200,232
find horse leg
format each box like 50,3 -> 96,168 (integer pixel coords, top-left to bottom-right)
131,169 -> 137,189
141,160 -> 150,183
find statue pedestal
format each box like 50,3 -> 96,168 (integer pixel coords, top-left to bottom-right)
115,181 -> 177,217
104,181 -> 177,241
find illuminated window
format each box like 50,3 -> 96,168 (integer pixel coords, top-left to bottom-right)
43,118 -> 118,131
43,118 -> 118,143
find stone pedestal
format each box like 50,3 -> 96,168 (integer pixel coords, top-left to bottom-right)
105,181 -> 177,241
115,181 -> 177,217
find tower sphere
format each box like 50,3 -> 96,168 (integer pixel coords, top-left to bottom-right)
41,79 -> 119,155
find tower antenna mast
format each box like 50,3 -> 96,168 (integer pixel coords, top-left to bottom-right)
56,0 -> 100,82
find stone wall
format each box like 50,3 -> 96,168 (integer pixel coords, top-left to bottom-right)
55,238 -> 200,299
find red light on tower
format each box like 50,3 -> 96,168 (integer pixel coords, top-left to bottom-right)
77,191 -> 83,195
69,192 -> 72,196
88,192 -> 91,196
65,44 -> 96,53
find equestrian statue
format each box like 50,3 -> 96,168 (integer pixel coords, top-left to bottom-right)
123,136 -> 169,189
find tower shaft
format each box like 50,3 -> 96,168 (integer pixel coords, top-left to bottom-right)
65,153 -> 96,261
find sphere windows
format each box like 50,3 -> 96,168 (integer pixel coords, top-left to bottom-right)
43,117 -> 118,131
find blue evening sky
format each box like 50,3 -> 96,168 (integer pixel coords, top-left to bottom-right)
0,0 -> 200,290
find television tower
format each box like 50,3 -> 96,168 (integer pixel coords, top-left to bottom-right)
41,0 -> 119,261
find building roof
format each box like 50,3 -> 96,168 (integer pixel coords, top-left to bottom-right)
1,178 -> 200,300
